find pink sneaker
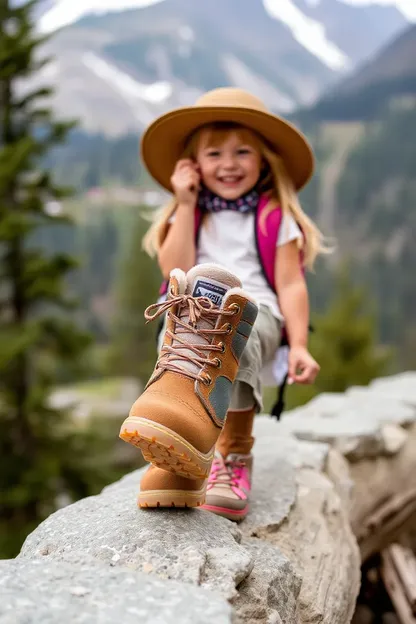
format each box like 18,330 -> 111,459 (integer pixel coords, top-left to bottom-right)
201,452 -> 252,521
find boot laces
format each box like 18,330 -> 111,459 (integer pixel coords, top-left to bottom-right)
145,292 -> 239,384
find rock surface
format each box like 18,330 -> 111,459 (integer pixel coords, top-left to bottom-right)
18,417 -> 359,623
280,380 -> 416,462
281,372 -> 416,560
12,372 -> 416,623
0,559 -> 233,624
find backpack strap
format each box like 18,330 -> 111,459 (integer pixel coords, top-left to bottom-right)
271,374 -> 289,420
270,331 -> 289,420
254,195 -> 282,294
270,324 -> 314,420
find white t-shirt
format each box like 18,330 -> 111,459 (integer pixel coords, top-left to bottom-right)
196,211 -> 302,320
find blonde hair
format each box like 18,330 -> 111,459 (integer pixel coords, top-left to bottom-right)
143,122 -> 330,269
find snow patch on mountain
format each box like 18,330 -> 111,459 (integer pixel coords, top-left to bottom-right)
39,0 -> 166,32
83,52 -> 172,103
263,0 -> 351,71
82,52 -> 172,126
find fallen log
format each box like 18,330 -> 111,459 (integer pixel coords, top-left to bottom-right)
386,544 -> 416,615
381,549 -> 416,624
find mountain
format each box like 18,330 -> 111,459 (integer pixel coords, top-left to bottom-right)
301,24 -> 416,121
26,0 -> 410,135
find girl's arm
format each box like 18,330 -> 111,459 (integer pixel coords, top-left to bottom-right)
275,240 -> 319,384
158,204 -> 197,278
158,159 -> 199,278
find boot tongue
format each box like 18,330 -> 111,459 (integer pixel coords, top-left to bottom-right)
186,264 -> 241,309
167,265 -> 241,377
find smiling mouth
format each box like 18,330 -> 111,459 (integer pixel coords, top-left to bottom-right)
217,176 -> 244,184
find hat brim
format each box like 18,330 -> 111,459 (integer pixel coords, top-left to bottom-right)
140,105 -> 314,192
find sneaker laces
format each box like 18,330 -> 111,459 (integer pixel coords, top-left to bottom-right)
207,456 -> 246,491
145,293 -> 239,384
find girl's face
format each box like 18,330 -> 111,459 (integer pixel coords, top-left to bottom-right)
195,129 -> 262,200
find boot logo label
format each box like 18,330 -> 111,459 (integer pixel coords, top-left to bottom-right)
193,279 -> 228,307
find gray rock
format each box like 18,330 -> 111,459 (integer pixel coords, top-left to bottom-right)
370,372 -> 416,407
19,482 -> 251,600
289,392 -> 347,417
247,421 -> 298,532
281,411 -> 385,460
17,412 -> 361,623
300,390 -> 416,428
345,389 -> 416,427
280,388 -> 415,461
234,539 -> 301,624
253,416 -> 329,471
0,559 -> 233,624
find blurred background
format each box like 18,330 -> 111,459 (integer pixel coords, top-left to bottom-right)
1,0 -> 415,591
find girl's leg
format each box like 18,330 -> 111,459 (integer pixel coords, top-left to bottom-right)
216,403 -> 255,457
202,306 -> 281,521
216,306 -> 281,458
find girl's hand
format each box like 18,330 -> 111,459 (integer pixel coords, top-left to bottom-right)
288,346 -> 320,385
170,159 -> 200,207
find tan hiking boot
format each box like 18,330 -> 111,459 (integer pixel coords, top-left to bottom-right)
119,263 -> 258,479
138,465 -> 206,509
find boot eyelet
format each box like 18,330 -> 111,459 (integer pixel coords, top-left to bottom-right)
203,374 -> 213,386
212,357 -> 221,369
225,323 -> 233,334
218,342 -> 225,353
229,303 -> 241,315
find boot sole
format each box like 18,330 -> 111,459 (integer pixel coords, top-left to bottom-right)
201,503 -> 249,522
119,417 -> 214,479
138,485 -> 206,509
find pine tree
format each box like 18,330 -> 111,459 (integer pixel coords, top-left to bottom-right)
0,0 -> 108,557
278,264 -> 393,410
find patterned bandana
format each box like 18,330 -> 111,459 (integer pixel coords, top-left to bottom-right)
197,186 -> 260,214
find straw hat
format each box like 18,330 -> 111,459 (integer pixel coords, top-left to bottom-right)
140,87 -> 314,191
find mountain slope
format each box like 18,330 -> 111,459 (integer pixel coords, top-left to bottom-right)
302,24 -> 416,120
297,0 -> 407,64
26,0 -> 410,135
334,23 -> 416,95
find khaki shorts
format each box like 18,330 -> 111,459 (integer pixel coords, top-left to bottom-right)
230,305 -> 282,412
157,304 -> 281,414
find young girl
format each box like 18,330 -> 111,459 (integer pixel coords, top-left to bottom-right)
120,87 -> 326,521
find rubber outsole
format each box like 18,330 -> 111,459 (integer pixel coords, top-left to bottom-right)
138,485 -> 206,509
119,416 -> 214,480
200,503 -> 249,522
